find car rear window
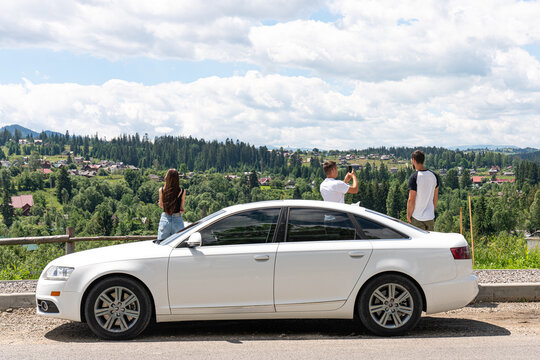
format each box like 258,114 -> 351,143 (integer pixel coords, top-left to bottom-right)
354,215 -> 407,239
365,209 -> 428,234
286,208 -> 358,242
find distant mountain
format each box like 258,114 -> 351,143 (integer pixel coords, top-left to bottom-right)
448,145 -> 521,151
0,124 -> 63,138
446,145 -> 540,153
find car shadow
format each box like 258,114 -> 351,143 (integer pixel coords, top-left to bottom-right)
44,315 -> 510,343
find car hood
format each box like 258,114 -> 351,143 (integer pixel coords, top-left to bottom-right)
47,240 -> 170,268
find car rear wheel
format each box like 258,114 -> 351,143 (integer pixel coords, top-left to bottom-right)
84,276 -> 152,340
358,274 -> 422,336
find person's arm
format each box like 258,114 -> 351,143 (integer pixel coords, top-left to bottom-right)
433,172 -> 440,211
158,187 -> 164,209
346,172 -> 358,194
407,190 -> 416,223
180,189 -> 186,213
407,172 -> 417,223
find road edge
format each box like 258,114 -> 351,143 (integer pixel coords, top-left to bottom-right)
474,283 -> 540,302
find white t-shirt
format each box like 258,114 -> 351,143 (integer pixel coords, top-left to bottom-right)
320,178 -> 350,203
408,169 -> 440,221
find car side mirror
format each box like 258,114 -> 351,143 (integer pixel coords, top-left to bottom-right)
186,232 -> 202,248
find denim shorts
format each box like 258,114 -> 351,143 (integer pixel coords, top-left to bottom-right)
157,212 -> 185,240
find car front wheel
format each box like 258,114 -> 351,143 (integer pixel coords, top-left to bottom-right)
358,274 -> 423,336
84,276 -> 152,340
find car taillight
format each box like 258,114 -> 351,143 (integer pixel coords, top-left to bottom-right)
451,246 -> 472,260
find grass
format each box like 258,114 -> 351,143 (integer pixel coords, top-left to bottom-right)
39,188 -> 63,210
100,174 -> 125,183
472,234 -> 540,269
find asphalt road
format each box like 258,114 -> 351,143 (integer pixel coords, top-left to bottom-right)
1,302 -> 539,360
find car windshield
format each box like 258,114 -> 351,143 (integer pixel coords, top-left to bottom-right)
365,209 -> 429,234
157,210 -> 226,245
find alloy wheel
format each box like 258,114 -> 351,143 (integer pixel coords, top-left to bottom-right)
93,286 -> 140,333
368,282 -> 414,329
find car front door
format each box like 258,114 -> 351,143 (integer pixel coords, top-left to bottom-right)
274,207 -> 373,312
168,208 -> 281,315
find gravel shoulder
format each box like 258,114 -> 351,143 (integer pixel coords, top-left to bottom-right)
1,269 -> 539,294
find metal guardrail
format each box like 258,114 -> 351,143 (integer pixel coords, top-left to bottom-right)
0,227 -> 156,254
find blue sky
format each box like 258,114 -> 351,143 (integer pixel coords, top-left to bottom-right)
0,0 -> 539,149
0,48 -> 262,85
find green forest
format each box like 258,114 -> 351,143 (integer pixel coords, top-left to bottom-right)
0,129 -> 539,279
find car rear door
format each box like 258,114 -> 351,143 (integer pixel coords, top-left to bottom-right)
167,208 -> 281,315
274,207 -> 373,312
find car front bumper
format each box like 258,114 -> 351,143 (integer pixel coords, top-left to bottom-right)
35,279 -> 82,322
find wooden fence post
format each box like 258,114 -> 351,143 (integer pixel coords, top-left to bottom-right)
460,206 -> 463,235
66,227 -> 75,255
468,195 -> 475,268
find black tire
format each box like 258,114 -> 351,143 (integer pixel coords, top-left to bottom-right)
358,274 -> 423,336
84,276 -> 152,340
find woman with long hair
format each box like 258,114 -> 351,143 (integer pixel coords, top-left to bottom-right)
157,169 -> 186,240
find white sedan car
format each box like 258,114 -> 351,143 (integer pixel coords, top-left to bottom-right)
36,200 -> 478,339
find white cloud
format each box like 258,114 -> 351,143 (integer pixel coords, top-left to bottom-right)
0,0 -> 324,61
1,1 -> 539,149
251,0 -> 540,80
3,0 -> 537,82
1,68 -> 538,149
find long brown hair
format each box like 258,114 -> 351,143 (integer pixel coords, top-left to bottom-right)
162,169 -> 180,215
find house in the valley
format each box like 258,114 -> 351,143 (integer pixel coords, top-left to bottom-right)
472,176 -> 483,187
36,168 -> 53,177
148,174 -> 163,182
11,194 -> 34,216
259,177 -> 271,186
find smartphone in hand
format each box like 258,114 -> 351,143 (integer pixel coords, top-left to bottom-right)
348,165 -> 352,173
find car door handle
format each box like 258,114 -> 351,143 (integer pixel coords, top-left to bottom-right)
254,255 -> 270,261
348,251 -> 365,258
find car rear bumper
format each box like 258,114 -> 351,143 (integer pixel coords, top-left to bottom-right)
35,279 -> 82,322
423,274 -> 479,314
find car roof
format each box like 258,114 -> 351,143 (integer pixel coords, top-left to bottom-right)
222,199 -> 367,214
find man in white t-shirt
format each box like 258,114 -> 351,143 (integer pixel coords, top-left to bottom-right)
407,150 -> 440,231
320,161 -> 358,203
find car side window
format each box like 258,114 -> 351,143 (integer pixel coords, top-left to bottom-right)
354,216 -> 407,239
199,208 -> 281,246
287,208 -> 358,242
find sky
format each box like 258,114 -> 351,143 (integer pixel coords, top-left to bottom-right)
0,0 -> 539,150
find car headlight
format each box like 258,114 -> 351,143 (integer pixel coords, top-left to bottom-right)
44,266 -> 74,281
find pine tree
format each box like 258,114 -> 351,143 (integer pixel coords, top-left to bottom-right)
460,169 -> 472,189
0,170 -> 14,227
530,190 -> 540,232
56,167 -> 72,203
1,189 -> 13,227
473,195 -> 488,235
445,169 -> 459,189
249,171 -> 259,188
386,182 -> 402,219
